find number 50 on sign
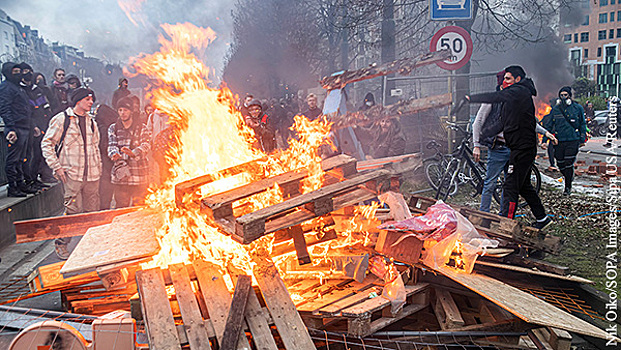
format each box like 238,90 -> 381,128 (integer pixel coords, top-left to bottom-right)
430,26 -> 473,70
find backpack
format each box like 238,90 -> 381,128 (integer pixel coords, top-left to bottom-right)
55,111 -> 95,156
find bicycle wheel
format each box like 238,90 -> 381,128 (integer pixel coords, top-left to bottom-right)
425,159 -> 457,195
435,158 -> 461,201
493,164 -> 542,208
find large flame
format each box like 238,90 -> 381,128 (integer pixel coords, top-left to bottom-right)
535,99 -> 552,121
133,23 -> 333,277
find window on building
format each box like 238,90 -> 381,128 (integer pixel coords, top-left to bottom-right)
606,46 -> 616,57
599,30 -> 607,39
598,47 -> 602,57
610,29 -> 615,38
580,32 -> 589,42
617,28 -> 621,38
564,34 -> 572,43
4,45 -> 8,53
585,48 -> 589,58
574,33 -> 579,42
611,0 -> 615,4
600,13 -> 608,23
612,12 -> 616,22
3,32 -> 7,40
583,15 -> 590,25
618,11 -> 621,21
601,0 -> 608,5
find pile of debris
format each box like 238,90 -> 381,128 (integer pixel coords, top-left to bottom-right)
1,153 -> 617,349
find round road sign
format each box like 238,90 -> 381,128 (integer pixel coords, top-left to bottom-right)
430,26 -> 473,70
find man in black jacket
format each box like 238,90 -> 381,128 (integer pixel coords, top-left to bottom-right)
0,62 -> 36,197
467,65 -> 551,230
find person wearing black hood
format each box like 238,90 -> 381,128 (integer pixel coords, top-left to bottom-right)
359,92 -> 375,111
20,63 -> 55,188
65,74 -> 82,106
245,99 -> 276,153
466,65 -> 551,231
95,104 -> 119,209
0,62 -> 37,197
543,86 -> 586,196
112,78 -> 131,110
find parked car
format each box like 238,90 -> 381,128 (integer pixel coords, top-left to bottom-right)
590,110 -> 609,137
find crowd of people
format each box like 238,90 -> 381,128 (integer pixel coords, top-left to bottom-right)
0,62 -> 168,259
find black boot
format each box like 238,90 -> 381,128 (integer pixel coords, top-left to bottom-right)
17,180 -> 38,194
561,167 -> 573,195
7,182 -> 27,197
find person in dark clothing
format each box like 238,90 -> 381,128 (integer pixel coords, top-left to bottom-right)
266,98 -> 289,148
467,65 -> 551,230
50,68 -> 68,114
244,99 -> 276,153
369,118 -> 405,158
301,93 -> 322,120
0,62 -> 37,197
540,113 -> 558,171
34,72 -> 54,107
21,63 -> 55,187
359,92 -> 376,111
239,94 -> 254,118
543,86 -> 586,196
65,74 -> 82,106
95,104 -> 119,209
112,78 -> 130,110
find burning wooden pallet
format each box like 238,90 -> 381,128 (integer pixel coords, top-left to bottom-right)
135,257 -> 316,350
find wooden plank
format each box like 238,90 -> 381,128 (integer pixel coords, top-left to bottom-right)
320,49 -> 451,90
221,275 -> 252,350
169,264 -> 211,350
432,288 -> 465,330
14,206 -> 139,243
433,266 -> 614,340
202,155 -> 357,220
193,261 -> 250,350
251,254 -> 316,350
501,255 -> 569,276
318,286 -> 382,316
474,261 -> 594,284
237,170 -> 389,238
341,283 -> 429,317
375,230 -> 423,265
27,261 -> 99,292
547,327 -> 572,350
529,328 -> 555,350
271,230 -> 338,257
290,226 -> 311,265
136,268 -> 181,350
60,210 -> 163,276
226,267 -> 279,350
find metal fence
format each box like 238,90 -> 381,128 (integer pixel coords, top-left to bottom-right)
383,72 -> 498,156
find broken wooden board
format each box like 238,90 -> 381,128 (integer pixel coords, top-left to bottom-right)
474,261 -> 594,284
221,275 -> 252,350
375,229 -> 423,266
136,268 -> 182,350
251,254 -> 317,350
14,206 -> 139,243
320,49 -> 451,90
201,154 -> 357,221
60,210 -> 163,276
28,261 -> 99,293
432,288 -> 465,330
433,265 -> 615,341
227,169 -> 390,244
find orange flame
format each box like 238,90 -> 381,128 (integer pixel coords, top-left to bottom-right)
535,99 -> 552,121
132,23 -> 334,279
118,0 -> 148,27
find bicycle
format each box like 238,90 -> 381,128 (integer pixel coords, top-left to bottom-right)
433,121 -> 542,208
423,139 -> 457,196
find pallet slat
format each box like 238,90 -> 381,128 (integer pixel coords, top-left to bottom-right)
169,264 -> 212,350
136,268 -> 182,350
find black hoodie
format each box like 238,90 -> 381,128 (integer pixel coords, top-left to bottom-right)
469,78 -> 538,150
0,62 -> 32,132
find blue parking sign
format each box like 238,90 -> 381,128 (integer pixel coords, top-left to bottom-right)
430,0 -> 472,21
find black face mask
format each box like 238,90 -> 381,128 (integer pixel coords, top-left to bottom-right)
22,71 -> 33,84
5,71 -> 21,85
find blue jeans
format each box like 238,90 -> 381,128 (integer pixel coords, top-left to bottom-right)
480,146 -> 511,212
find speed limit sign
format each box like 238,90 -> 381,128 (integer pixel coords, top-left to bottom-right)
430,26 -> 473,70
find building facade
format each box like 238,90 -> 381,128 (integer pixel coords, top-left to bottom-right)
0,10 -> 18,63
562,0 -> 621,97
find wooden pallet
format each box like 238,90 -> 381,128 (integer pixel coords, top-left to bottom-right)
289,276 -> 431,337
27,262 -> 99,293
61,282 -> 137,316
208,167 -> 390,244
135,258 -> 317,350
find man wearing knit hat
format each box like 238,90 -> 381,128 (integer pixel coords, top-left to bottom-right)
543,86 -> 586,196
41,87 -> 102,259
107,96 -> 151,207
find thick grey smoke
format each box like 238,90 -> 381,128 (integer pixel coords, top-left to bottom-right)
0,0 -> 234,79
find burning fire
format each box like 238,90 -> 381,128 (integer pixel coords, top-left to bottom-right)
131,23 -> 335,278
535,99 -> 552,121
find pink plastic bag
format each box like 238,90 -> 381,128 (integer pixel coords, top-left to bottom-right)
378,201 -> 457,241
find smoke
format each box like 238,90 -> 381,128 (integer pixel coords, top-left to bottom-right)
0,0 -> 234,79
471,1 -> 589,99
